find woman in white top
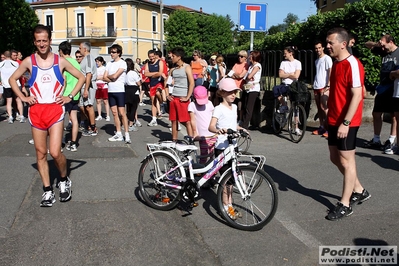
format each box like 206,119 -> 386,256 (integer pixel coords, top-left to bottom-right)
242,50 -> 262,129
94,56 -> 110,121
124,58 -> 142,132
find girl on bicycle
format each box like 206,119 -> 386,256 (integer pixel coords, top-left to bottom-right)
209,77 -> 248,220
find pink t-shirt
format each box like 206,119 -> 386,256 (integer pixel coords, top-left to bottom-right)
188,101 -> 214,137
232,62 -> 248,89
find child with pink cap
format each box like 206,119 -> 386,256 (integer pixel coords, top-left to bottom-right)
188,85 -> 216,164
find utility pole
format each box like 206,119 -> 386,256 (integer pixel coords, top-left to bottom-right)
160,0 -> 164,54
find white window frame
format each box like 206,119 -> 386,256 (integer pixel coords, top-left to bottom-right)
74,7 -> 86,37
104,7 -> 116,37
152,12 -> 158,33
43,9 -> 54,32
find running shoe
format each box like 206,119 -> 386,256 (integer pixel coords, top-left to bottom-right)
58,177 -> 72,202
134,120 -> 142,127
8,117 -> 13,124
350,189 -> 371,206
95,115 -> 103,121
128,125 -> 138,132
139,102 -> 146,106
82,128 -> 98,136
125,134 -> 131,144
326,202 -> 353,221
363,139 -> 382,149
105,116 -> 111,122
383,140 -> 397,154
40,190 -> 56,207
19,116 -> 26,123
28,139 -> 34,145
108,134 -> 123,142
312,127 -> 325,135
148,120 -> 158,127
295,128 -> 302,136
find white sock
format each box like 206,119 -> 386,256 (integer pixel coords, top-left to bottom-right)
389,135 -> 396,144
152,116 -> 157,121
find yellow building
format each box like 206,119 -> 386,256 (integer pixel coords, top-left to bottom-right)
318,0 -> 361,12
30,0 -> 202,61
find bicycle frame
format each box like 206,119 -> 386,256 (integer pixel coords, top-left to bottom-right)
147,142 -> 252,199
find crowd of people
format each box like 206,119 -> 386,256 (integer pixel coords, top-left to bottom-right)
2,24 -> 399,222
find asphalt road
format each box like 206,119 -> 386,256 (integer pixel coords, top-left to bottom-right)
0,102 -> 398,266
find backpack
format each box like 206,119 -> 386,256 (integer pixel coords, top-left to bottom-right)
289,80 -> 309,103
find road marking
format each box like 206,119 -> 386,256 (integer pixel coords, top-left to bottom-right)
275,211 -> 322,248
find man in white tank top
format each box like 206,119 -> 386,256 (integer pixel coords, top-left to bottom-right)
9,25 -> 85,207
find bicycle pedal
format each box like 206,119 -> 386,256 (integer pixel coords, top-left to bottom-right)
162,197 -> 170,203
191,202 -> 198,208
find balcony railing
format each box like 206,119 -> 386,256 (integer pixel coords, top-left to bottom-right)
67,27 -> 117,38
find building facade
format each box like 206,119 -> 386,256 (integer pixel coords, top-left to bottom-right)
318,0 -> 361,12
30,0 -> 201,61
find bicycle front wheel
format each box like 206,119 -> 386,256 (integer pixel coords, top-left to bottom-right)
288,103 -> 306,143
216,165 -> 278,231
138,152 -> 183,211
237,134 -> 251,153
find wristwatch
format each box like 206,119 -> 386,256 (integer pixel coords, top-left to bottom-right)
343,119 -> 351,126
68,94 -> 74,99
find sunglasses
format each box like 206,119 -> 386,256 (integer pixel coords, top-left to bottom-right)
110,51 -> 117,54
239,55 -> 246,58
76,56 -> 82,58
193,54 -> 198,56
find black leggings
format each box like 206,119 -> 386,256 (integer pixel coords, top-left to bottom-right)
241,91 -> 259,129
125,85 -> 140,122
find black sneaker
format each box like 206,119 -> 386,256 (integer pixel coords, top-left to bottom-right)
326,202 -> 353,221
40,191 -> 56,207
58,177 -> 72,202
350,189 -> 371,206
363,139 -> 381,149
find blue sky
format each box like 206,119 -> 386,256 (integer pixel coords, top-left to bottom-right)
162,0 -> 317,28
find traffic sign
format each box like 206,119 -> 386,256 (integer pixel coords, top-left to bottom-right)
239,2 -> 267,32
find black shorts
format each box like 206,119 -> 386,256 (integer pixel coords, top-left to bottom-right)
393,97 -> 399,112
3,88 -> 14,98
142,82 -> 149,92
373,88 -> 395,113
328,125 -> 359,151
64,100 -> 79,112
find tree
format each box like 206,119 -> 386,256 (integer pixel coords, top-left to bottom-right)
0,0 -> 38,57
284,13 -> 299,26
164,10 -> 233,55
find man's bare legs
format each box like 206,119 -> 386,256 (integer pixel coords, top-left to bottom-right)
329,146 -> 364,207
33,122 -> 66,188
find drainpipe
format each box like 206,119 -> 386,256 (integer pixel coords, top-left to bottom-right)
137,0 -> 142,58
160,0 -> 163,55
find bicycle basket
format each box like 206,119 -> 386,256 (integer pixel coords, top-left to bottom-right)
289,81 -> 309,103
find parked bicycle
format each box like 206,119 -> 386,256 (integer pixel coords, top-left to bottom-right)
272,81 -> 309,143
138,129 -> 278,231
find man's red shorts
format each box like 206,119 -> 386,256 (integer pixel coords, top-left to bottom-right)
149,83 -> 164,97
169,96 -> 190,123
29,103 -> 65,130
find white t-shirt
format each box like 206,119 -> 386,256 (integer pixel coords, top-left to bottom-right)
247,62 -> 262,92
125,70 -> 141,95
212,103 -> 238,149
188,101 -> 214,137
96,65 -> 108,88
313,54 -> 333,90
106,59 -> 127,93
280,59 -> 302,85
0,60 -> 20,87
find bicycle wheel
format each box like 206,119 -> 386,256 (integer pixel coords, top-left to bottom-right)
216,165 -> 278,231
138,152 -> 183,211
288,102 -> 307,143
272,98 -> 284,134
237,134 -> 251,153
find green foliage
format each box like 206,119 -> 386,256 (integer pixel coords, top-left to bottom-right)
164,10 -> 233,55
0,0 -> 38,57
263,0 -> 399,86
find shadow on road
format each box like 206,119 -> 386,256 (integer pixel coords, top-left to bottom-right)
264,165 -> 340,210
356,152 -> 399,172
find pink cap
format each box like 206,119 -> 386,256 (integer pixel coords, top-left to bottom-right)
193,86 -> 208,105
218,78 -> 241,92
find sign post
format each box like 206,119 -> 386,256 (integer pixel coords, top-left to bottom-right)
239,2 -> 267,50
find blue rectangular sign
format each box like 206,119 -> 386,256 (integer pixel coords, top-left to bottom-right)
239,2 -> 267,32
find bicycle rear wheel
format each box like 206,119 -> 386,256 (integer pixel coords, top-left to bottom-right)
216,165 -> 278,231
272,98 -> 285,134
138,152 -> 183,210
288,102 -> 306,143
